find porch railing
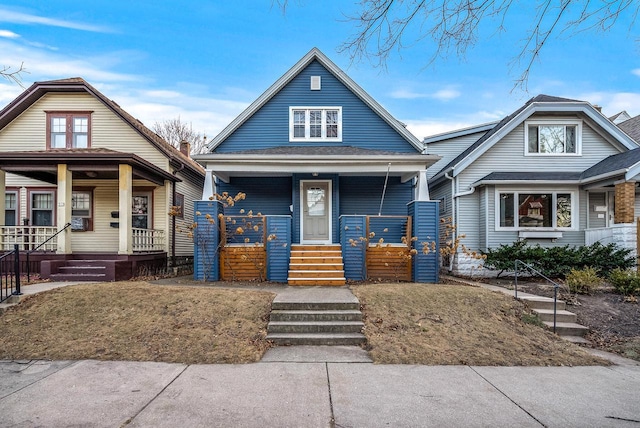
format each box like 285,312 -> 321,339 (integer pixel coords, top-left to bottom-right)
366,215 -> 412,246
132,228 -> 166,252
220,215 -> 266,245
1,226 -> 59,252
584,227 -> 615,246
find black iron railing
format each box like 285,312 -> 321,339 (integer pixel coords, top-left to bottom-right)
514,259 -> 561,333
25,223 -> 71,282
0,244 -> 21,303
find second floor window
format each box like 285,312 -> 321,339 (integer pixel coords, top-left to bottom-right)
47,112 -> 91,149
290,107 -> 342,141
525,120 -> 581,155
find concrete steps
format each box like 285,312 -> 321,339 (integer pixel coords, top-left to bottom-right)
287,244 -> 346,286
519,294 -> 588,338
266,290 -> 366,346
49,261 -> 109,282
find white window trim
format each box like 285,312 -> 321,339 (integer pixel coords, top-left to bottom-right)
524,119 -> 582,156
494,189 -> 578,231
289,106 -> 342,142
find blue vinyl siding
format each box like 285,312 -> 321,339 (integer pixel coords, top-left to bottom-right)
340,176 -> 413,215
216,177 -> 292,215
215,60 -> 418,153
409,201 -> 440,283
340,215 -> 367,280
266,216 -> 291,282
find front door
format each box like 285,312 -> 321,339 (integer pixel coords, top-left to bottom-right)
132,193 -> 151,229
301,180 -> 331,244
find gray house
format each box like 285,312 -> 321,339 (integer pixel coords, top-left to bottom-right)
425,95 -> 640,275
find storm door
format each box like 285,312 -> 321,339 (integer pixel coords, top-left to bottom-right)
301,180 -> 331,244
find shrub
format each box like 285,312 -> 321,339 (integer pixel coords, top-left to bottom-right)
564,267 -> 601,295
608,268 -> 640,296
483,241 -> 634,279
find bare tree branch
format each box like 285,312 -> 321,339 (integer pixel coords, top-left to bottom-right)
152,117 -> 208,155
277,1 -> 639,90
1,63 -> 27,87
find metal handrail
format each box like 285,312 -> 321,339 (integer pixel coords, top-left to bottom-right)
514,259 -> 561,333
26,223 -> 71,282
0,244 -> 21,302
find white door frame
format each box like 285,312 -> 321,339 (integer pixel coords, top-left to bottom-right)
300,179 -> 332,244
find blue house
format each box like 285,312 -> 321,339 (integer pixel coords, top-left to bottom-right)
193,48 -> 440,284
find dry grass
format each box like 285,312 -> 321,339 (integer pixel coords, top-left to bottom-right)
352,282 -> 608,366
0,281 -> 275,364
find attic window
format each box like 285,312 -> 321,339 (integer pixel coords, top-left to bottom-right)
290,107 -> 342,141
525,119 -> 582,155
311,76 -> 321,90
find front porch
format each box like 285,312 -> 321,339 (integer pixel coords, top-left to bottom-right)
194,202 -> 439,283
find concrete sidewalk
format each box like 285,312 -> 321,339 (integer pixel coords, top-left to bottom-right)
1,358 -> 639,427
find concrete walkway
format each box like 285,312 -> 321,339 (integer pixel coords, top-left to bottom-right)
1,358 -> 639,427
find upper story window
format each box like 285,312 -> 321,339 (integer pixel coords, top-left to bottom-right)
289,107 -> 342,142
525,120 -> 581,155
46,112 -> 92,149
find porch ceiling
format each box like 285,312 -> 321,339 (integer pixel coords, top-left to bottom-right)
0,149 -> 179,185
194,147 -> 440,183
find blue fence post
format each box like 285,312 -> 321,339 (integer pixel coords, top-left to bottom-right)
340,215 -> 367,281
193,200 -> 223,281
408,200 -> 440,283
266,216 -> 292,282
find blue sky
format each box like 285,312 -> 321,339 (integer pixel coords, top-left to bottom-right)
0,1 -> 639,140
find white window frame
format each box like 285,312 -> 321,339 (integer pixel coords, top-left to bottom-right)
524,119 -> 582,156
495,189 -> 577,231
289,107 -> 342,142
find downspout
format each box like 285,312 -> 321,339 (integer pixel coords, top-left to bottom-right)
172,162 -> 185,267
444,169 -> 477,272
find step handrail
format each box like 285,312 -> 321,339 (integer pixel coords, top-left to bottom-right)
26,222 -> 71,282
514,259 -> 561,333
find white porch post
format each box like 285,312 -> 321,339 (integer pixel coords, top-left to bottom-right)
119,164 -> 133,255
415,170 -> 430,201
164,180 -> 171,254
56,164 -> 72,254
0,170 -> 5,227
201,169 -> 217,200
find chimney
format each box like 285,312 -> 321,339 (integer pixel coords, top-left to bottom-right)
179,140 -> 191,157
593,105 -> 603,113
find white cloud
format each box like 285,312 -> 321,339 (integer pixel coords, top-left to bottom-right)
390,86 -> 461,101
578,91 -> 640,117
632,69 -> 640,77
0,29 -> 19,39
0,8 -> 112,33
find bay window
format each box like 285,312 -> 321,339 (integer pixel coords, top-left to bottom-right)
289,107 -> 342,141
498,191 -> 573,229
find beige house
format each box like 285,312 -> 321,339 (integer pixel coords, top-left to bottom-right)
0,78 -> 204,280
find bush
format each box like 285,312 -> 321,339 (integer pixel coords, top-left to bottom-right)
483,241 -> 634,279
608,268 -> 640,296
565,267 -> 601,295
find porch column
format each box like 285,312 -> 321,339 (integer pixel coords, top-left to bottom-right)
56,164 -> 72,254
201,169 -> 217,200
614,181 -> 636,224
118,164 -> 133,255
415,170 -> 430,201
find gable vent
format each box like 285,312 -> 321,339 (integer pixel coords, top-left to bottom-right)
311,76 -> 321,90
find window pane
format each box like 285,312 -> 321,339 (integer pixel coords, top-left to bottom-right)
539,126 -> 565,153
32,193 -> 53,210
518,193 -> 552,227
557,193 -> 572,227
5,193 -> 16,209
528,125 -> 538,153
5,210 -> 16,226
499,193 -> 514,227
32,210 -> 53,226
73,134 -> 88,148
326,110 -> 338,138
310,110 -> 321,138
307,187 -> 325,216
51,133 -> 66,148
74,117 -> 88,132
566,126 -> 576,153
72,192 -> 91,217
52,117 -> 66,132
293,110 -> 305,138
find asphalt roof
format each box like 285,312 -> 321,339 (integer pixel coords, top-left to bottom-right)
581,147 -> 640,179
475,171 -> 583,183
618,115 -> 640,144
217,146 -> 423,156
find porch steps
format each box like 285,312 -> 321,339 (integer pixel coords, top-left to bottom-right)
48,260 -> 110,282
520,295 -> 589,339
287,244 -> 346,286
266,295 -> 366,346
